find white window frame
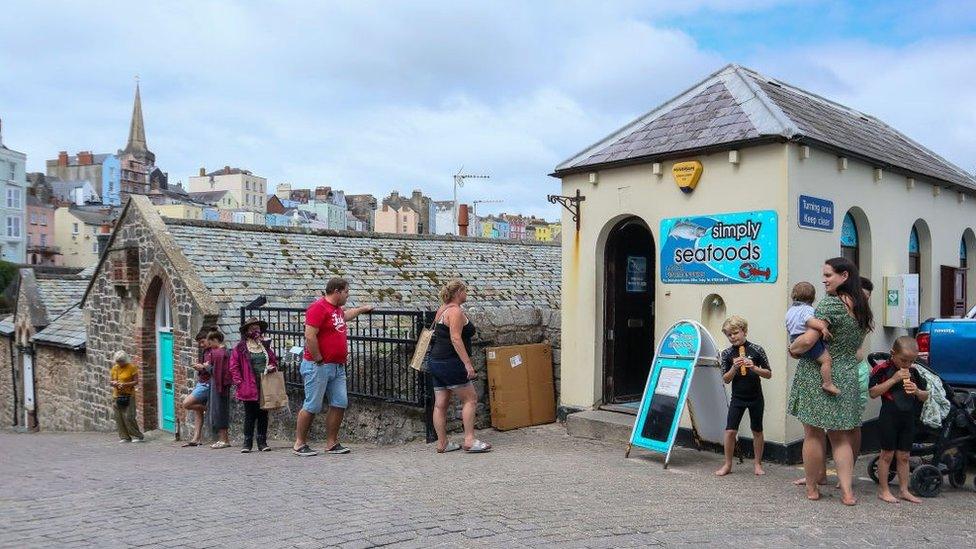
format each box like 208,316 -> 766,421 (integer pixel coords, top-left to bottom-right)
6,216 -> 21,238
6,188 -> 21,209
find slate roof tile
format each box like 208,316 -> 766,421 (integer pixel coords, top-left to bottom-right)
163,220 -> 561,338
555,64 -> 975,190
31,306 -> 85,350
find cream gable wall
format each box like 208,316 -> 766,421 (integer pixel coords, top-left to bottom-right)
785,143 -> 976,441
559,138 -> 976,447
53,208 -> 100,267
559,143 -> 792,443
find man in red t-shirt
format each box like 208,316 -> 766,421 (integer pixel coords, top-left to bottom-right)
292,278 -> 373,457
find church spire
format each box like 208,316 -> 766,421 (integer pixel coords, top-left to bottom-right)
123,78 -> 155,164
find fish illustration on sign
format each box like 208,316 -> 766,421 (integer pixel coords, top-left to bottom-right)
668,221 -> 707,241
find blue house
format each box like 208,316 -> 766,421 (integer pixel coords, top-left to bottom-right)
100,154 -> 122,206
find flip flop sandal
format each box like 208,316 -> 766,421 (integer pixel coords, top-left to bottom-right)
181,442 -> 200,447
464,440 -> 492,453
437,442 -> 461,453
210,441 -> 230,449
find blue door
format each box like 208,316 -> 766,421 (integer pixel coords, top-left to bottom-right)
159,331 -> 176,432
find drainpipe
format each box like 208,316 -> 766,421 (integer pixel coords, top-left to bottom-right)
8,337 -> 15,427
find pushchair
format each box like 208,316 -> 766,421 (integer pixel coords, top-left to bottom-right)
865,352 -> 976,497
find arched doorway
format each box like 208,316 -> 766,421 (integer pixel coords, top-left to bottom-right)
155,285 -> 175,433
603,217 -> 655,405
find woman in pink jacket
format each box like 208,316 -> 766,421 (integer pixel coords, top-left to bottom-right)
230,317 -> 279,453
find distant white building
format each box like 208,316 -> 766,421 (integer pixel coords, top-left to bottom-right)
0,119 -> 26,263
434,200 -> 455,235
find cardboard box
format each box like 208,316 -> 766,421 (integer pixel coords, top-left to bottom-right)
486,343 -> 556,431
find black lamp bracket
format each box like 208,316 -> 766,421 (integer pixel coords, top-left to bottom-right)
547,189 -> 585,232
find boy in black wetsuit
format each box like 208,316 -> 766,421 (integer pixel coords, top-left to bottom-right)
869,336 -> 929,504
715,315 -> 772,477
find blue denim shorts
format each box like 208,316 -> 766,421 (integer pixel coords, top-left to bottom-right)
300,360 -> 348,413
428,356 -> 472,391
190,382 -> 210,403
789,334 -> 827,362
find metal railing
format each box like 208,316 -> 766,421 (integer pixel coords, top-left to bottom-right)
239,297 -> 434,408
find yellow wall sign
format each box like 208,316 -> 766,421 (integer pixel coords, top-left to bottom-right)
672,161 -> 703,194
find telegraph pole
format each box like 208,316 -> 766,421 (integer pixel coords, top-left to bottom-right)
453,167 -> 490,234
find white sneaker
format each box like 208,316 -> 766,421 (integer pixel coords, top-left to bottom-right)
119,439 -> 131,443
131,438 -> 145,443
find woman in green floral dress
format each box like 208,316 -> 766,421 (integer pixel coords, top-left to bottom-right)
788,257 -> 874,505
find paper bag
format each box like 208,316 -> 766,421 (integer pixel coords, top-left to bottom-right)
260,371 -> 289,410
408,327 -> 434,371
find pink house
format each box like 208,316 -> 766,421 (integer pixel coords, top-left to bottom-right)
26,196 -> 59,265
503,214 -> 527,240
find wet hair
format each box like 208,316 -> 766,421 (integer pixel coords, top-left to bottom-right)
722,315 -> 748,334
113,350 -> 130,364
892,335 -> 918,355
860,277 -> 874,293
791,282 -> 816,305
325,278 -> 349,295
825,257 -> 874,333
440,279 -> 467,304
206,330 -> 224,343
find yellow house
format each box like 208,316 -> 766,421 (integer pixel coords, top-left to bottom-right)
53,207 -> 118,267
188,190 -> 240,210
552,64 -> 976,461
481,218 -> 495,239
549,222 -> 562,240
156,203 -> 204,221
531,224 -> 553,242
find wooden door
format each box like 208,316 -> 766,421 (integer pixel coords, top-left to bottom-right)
941,266 -> 967,317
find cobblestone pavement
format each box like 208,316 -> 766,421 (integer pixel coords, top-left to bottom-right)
2,426 -> 974,548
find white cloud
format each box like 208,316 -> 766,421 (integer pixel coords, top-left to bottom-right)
0,0 -> 973,224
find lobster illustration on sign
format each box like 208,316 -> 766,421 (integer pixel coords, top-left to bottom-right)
738,262 -> 771,281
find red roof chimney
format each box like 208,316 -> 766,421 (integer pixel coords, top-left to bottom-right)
78,151 -> 93,165
58,151 -> 69,166
458,204 -> 470,237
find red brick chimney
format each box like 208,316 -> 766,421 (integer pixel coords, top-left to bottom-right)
223,166 -> 231,175
58,151 -> 69,166
458,204 -> 469,237
78,151 -> 93,165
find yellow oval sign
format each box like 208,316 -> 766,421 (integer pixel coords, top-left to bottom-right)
672,161 -> 703,194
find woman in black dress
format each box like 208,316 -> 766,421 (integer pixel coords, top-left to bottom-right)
429,280 -> 491,453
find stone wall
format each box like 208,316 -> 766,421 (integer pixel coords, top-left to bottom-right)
85,197 -> 218,434
84,196 -> 561,443
0,336 -> 14,427
176,306 -> 561,446
34,345 -> 112,431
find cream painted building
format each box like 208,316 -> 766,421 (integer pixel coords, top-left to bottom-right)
53,207 -> 119,267
553,64 -> 976,461
188,167 -> 267,214
374,191 -> 420,235
156,202 -> 203,221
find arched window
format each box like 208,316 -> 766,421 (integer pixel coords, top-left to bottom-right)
840,212 -> 859,268
961,238 -> 968,269
909,226 -> 921,276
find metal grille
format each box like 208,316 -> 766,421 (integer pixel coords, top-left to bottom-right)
239,297 -> 434,407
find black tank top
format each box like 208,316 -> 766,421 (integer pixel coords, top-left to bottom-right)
430,310 -> 476,359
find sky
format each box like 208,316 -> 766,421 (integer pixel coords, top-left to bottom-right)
1,0 -> 975,221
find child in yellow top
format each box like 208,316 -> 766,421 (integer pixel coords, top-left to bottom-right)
110,351 -> 143,442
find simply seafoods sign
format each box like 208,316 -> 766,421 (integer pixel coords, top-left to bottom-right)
660,210 -> 778,284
